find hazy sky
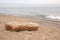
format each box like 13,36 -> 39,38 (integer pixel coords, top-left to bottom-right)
0,0 -> 60,4
0,0 -> 60,7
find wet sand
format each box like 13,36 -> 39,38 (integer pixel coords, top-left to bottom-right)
0,14 -> 60,40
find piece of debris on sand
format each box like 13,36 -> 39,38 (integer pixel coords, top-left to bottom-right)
5,22 -> 39,31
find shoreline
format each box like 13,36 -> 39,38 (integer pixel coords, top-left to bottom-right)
0,14 -> 60,29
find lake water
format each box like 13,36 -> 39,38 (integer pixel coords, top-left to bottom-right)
0,7 -> 60,18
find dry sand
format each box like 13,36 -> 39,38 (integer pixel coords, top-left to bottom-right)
0,14 -> 60,40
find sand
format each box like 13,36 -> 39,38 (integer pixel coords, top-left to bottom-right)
0,14 -> 60,40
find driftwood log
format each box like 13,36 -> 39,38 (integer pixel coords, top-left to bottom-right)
5,22 -> 39,31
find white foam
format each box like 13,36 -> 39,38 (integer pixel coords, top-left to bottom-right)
45,15 -> 60,20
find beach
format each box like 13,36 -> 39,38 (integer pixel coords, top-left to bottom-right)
0,14 -> 60,40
